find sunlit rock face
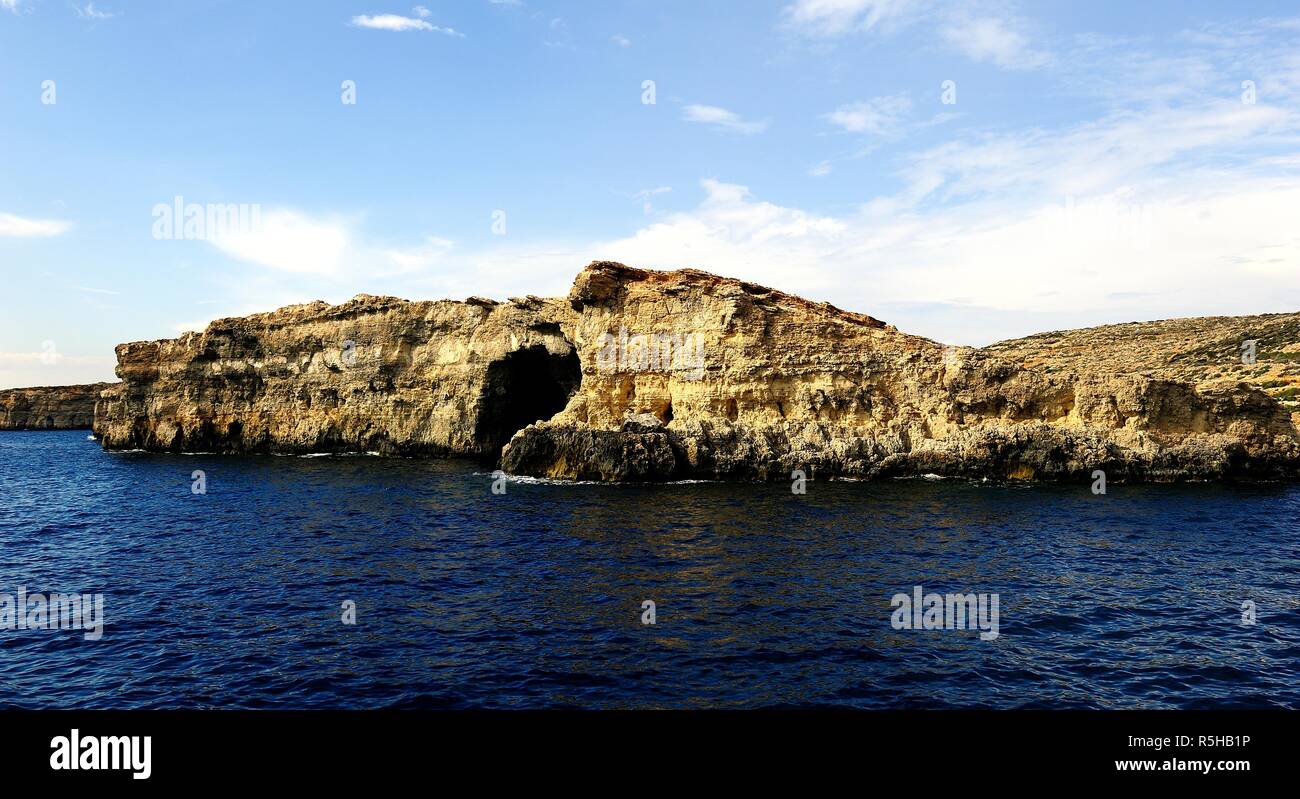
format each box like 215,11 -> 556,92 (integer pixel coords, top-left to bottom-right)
95,294 -> 578,457
0,383 -> 113,430
500,262 -> 1300,482
94,260 -> 1299,481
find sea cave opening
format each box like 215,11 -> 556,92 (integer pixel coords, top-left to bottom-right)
477,344 -> 581,457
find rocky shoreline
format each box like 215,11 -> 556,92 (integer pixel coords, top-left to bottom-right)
8,262 -> 1300,482
0,383 -> 114,431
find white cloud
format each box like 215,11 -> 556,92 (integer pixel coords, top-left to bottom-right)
351,14 -> 430,31
941,15 -> 1049,69
823,94 -> 911,135
0,212 -> 72,237
201,209 -> 468,305
581,83 -> 1300,342
809,161 -> 832,177
898,101 -> 1291,204
781,0 -> 921,37
383,235 -> 454,273
1,0 -> 18,12
594,179 -> 845,291
628,186 -> 671,214
782,1 -> 1052,71
412,5 -> 430,17
75,2 -> 117,19
611,34 -> 631,48
349,14 -> 462,35
682,104 -> 770,135
630,186 -> 672,200
207,209 -> 352,276
586,171 -> 1300,345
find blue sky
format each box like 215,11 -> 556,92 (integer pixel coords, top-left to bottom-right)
2,0 -> 1299,388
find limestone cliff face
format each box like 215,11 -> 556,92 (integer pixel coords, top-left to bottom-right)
0,383 -> 114,430
95,294 -> 578,455
95,261 -> 1300,481
500,262 -> 1300,481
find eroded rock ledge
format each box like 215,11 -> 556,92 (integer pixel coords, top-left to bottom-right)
0,383 -> 115,430
94,261 -> 1300,481
95,293 -> 577,456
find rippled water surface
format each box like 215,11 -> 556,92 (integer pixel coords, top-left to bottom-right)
1,430 -> 1298,708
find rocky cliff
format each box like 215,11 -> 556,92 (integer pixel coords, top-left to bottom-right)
95,261 -> 1300,482
0,383 -> 114,430
95,294 -> 577,455
500,263 -> 1300,481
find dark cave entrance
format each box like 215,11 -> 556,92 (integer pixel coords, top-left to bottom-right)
477,345 -> 581,457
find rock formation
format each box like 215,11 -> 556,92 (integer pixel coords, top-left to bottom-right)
94,294 -> 578,456
501,263 -> 1300,481
0,383 -> 114,430
91,261 -> 1300,482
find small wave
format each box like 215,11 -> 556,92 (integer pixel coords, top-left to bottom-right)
295,451 -> 384,458
472,472 -> 718,486
482,473 -> 607,486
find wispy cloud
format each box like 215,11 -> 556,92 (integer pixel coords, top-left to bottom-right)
823,94 -> 911,136
382,235 -> 454,273
897,101 -> 1292,204
75,2 -> 117,20
0,212 -> 72,237
941,14 -> 1049,69
350,13 -> 463,35
781,0 -> 921,37
626,186 -> 671,214
683,104 -> 770,135
782,0 -> 1053,70
611,34 -> 632,48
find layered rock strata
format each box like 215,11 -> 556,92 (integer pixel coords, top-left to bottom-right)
95,294 -> 578,456
93,261 -> 1300,481
500,263 -> 1300,481
0,383 -> 114,430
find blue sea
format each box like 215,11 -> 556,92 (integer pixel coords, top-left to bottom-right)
1,429 -> 1297,709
